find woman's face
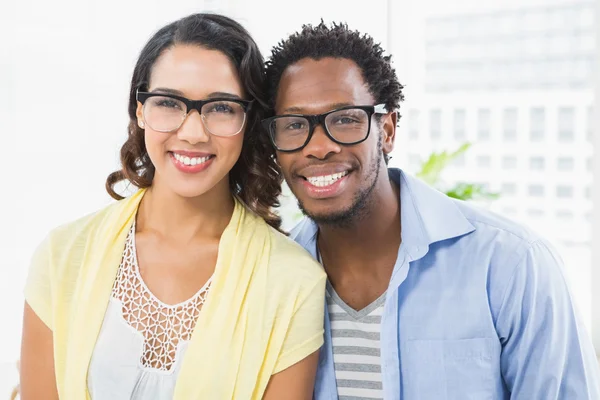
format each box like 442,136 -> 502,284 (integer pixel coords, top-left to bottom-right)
137,44 -> 246,199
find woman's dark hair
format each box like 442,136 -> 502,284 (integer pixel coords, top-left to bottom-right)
106,13 -> 282,230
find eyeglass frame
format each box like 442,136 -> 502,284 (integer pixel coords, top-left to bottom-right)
136,90 -> 254,136
261,104 -> 388,152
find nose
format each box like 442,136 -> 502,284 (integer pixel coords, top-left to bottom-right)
176,110 -> 210,145
301,124 -> 341,159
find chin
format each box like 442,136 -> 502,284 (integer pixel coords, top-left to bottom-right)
167,182 -> 213,199
299,190 -> 372,227
300,201 -> 353,225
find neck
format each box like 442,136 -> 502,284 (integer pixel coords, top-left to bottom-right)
136,178 -> 234,243
317,172 -> 401,272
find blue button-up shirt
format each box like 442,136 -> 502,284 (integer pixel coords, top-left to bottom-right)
291,168 -> 600,399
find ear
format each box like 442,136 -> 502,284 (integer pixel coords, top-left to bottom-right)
136,102 -> 145,129
381,111 -> 397,156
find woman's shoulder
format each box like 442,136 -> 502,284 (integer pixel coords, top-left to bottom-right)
39,194 -> 140,268
45,198 -> 129,245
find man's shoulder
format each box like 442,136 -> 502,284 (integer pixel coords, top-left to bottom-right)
454,200 -> 541,248
447,200 -> 561,282
288,217 -> 318,252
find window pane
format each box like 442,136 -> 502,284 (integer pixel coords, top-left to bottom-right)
477,108 -> 491,141
557,210 -> 574,219
528,209 -> 545,217
528,184 -> 545,196
502,156 -> 517,169
558,107 -> 575,142
501,183 -> 517,195
454,153 -> 466,167
477,155 -> 491,168
430,109 -> 442,139
503,108 -> 518,141
530,108 -> 545,141
557,157 -> 574,171
409,109 -> 420,141
588,106 -> 594,142
556,185 -> 573,198
530,157 -> 545,170
454,109 -> 466,140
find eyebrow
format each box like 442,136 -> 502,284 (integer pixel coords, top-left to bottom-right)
150,88 -> 243,100
151,87 -> 185,96
283,102 -> 355,114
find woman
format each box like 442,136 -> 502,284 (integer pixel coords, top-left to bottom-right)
20,13 -> 325,400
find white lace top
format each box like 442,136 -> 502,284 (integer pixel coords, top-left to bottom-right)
88,223 -> 212,399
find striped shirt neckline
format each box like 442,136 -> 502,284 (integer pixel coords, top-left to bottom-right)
327,281 -> 386,400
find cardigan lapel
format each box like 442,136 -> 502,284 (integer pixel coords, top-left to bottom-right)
62,190 -> 144,398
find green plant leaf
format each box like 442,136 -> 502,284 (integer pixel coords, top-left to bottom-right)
445,182 -> 500,201
416,142 -> 471,186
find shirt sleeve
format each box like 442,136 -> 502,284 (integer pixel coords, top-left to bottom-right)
496,240 -> 600,398
24,235 -> 54,330
273,275 -> 326,374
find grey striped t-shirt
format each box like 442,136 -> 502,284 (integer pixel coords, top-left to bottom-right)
326,281 -> 386,400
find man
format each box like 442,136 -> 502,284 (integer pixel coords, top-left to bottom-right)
263,21 -> 600,399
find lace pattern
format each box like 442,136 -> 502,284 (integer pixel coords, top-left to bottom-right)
111,223 -> 211,371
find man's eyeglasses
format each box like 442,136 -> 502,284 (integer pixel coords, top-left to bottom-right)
261,104 -> 388,152
137,91 -> 252,137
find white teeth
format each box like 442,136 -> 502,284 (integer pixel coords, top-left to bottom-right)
173,153 -> 211,166
306,171 -> 348,187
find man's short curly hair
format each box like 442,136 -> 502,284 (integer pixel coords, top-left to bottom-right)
265,21 -> 404,114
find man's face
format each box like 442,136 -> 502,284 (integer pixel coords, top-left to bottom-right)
274,57 -> 395,226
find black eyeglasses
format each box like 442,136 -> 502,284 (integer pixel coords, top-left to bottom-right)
137,91 -> 253,137
261,104 -> 388,152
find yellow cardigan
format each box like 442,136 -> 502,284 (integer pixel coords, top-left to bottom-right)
25,190 -> 326,399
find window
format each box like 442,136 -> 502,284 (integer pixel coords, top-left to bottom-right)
557,210 -> 574,219
408,109 -> 420,141
477,108 -> 491,141
454,153 -> 466,167
556,185 -> 573,198
430,109 -> 442,139
501,183 -> 517,195
588,106 -> 594,142
530,108 -> 545,141
557,107 -> 575,142
528,184 -> 545,197
502,156 -> 517,169
503,108 -> 518,141
557,157 -> 574,171
477,155 -> 491,168
453,109 -> 466,140
528,209 -> 545,218
530,157 -> 545,170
